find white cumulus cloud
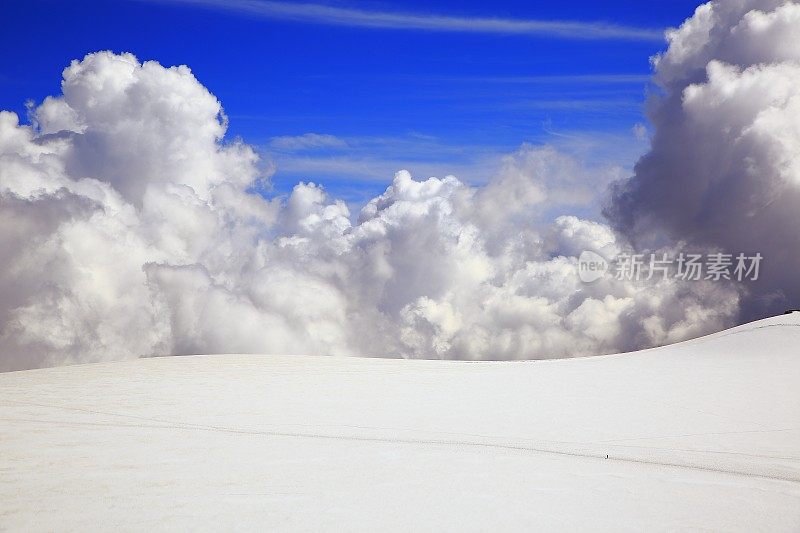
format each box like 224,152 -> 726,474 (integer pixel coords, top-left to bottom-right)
607,0 -> 800,322
0,50 -> 742,371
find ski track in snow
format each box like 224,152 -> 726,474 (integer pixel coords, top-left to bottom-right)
2,397 -> 799,484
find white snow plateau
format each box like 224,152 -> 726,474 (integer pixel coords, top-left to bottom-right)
1,314 -> 799,531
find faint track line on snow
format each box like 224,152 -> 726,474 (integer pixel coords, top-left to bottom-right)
594,427 -> 800,443
3,398 -> 799,484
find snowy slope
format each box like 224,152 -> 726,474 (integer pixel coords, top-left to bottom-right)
1,314 -> 799,531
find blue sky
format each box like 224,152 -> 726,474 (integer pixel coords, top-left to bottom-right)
1,0 -> 702,206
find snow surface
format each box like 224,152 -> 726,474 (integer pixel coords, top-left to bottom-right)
1,314 -> 799,531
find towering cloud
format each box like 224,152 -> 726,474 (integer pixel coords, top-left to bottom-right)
0,49 -> 742,371
606,0 -> 800,320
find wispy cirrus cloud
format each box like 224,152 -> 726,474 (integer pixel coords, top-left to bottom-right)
261,127 -> 648,192
264,132 -> 503,185
504,98 -> 642,111
270,133 -> 348,151
440,74 -> 652,84
145,0 -> 664,41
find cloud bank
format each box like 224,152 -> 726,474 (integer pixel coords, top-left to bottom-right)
1,48 -> 747,370
606,0 -> 800,321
